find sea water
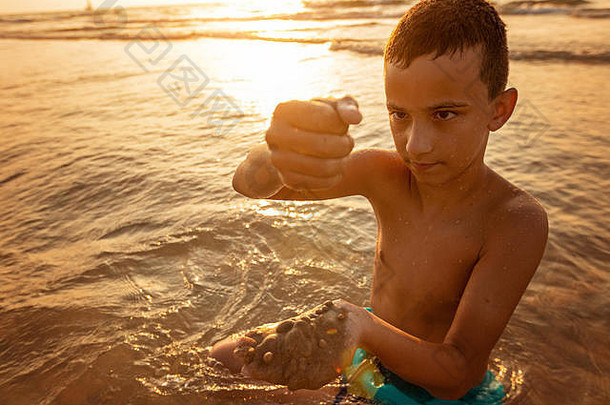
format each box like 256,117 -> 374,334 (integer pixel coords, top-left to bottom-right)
0,0 -> 608,403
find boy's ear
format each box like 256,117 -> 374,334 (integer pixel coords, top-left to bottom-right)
487,88 -> 518,132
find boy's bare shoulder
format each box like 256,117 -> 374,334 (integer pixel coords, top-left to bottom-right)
483,169 -> 549,257
349,148 -> 409,195
488,170 -> 547,220
351,148 -> 405,168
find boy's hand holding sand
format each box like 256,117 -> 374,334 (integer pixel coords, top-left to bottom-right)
232,96 -> 362,198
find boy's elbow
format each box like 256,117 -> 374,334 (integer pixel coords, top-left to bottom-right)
424,346 -> 475,400
426,375 -> 470,401
232,172 -> 248,196
232,167 -> 281,199
232,147 -> 283,199
232,173 -> 259,198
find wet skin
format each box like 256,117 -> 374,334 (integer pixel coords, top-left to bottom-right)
217,47 -> 548,400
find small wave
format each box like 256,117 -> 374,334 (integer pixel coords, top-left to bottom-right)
129,8 -> 404,23
0,11 -> 90,24
0,29 -> 333,44
510,49 -> 610,63
330,39 -> 384,55
99,221 -> 162,241
500,0 -> 590,15
0,17 -> 34,23
0,9 -> 404,29
304,0 -> 409,8
570,8 -> 610,18
330,40 -> 610,64
0,170 -> 26,186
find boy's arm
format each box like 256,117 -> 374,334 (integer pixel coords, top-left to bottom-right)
234,146 -> 398,201
352,197 -> 548,400
233,97 -> 366,200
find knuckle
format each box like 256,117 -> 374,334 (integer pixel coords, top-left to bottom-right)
322,158 -> 341,175
265,122 -> 279,145
266,121 -> 293,149
312,96 -> 337,108
327,136 -> 352,158
273,101 -> 288,117
273,100 -> 299,118
344,135 -> 355,153
265,128 -> 274,145
340,95 -> 358,108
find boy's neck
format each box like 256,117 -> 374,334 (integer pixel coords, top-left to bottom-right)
409,160 -> 491,217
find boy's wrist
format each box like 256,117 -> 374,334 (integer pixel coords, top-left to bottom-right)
354,306 -> 375,350
334,299 -> 374,349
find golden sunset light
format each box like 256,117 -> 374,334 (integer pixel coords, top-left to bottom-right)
1,0 -> 608,403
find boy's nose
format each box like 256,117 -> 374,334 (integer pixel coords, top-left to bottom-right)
405,122 -> 434,157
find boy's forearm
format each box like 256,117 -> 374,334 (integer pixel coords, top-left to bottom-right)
233,144 -> 283,198
358,311 -> 472,400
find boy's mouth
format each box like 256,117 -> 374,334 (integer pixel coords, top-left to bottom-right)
410,161 -> 439,172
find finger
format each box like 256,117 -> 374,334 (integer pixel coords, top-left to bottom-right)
266,119 -> 354,159
232,336 -> 258,362
336,96 -> 363,125
273,100 -> 348,135
236,336 -> 257,347
312,95 -> 362,125
270,149 -> 345,179
279,170 -> 342,192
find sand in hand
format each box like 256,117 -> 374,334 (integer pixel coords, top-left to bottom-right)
227,300 -> 356,390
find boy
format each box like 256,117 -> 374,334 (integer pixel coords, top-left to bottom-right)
211,0 -> 548,402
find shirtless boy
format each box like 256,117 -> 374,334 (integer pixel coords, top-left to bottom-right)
210,0 -> 548,402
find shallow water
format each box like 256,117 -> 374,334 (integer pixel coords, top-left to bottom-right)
0,1 -> 609,403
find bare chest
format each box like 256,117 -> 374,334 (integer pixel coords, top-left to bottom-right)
370,208 -> 484,341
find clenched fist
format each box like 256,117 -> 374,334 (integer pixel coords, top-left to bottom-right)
265,96 -> 362,192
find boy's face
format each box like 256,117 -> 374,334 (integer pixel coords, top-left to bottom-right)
384,48 -> 495,186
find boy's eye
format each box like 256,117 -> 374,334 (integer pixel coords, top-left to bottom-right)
434,111 -> 457,120
390,111 -> 408,121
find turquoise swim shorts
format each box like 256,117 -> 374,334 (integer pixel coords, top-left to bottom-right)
333,308 -> 505,405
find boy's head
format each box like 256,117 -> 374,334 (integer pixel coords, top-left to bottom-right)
382,0 -> 517,185
385,0 -> 508,101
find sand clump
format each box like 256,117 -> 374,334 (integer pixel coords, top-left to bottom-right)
233,300 -> 352,390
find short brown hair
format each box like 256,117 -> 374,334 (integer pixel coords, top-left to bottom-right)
384,0 -> 508,100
